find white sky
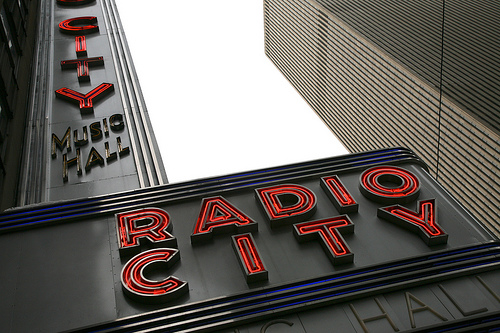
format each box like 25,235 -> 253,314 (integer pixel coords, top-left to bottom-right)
116,1 -> 347,183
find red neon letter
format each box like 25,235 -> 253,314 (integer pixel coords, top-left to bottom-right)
191,196 -> 257,244
321,175 -> 358,213
360,166 -> 420,203
255,184 -> 317,228
121,248 -> 188,303
116,208 -> 176,256
232,233 -> 268,283
61,57 -> 104,82
293,216 -> 354,265
378,199 -> 448,246
59,16 -> 99,35
75,36 -> 87,56
55,83 -> 114,113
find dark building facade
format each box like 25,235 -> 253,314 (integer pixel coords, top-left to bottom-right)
263,0 -> 499,235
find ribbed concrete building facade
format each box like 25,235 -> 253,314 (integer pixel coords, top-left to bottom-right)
264,0 -> 500,235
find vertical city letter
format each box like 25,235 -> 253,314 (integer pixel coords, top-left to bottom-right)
255,184 -> 317,228
116,208 -> 176,256
75,36 -> 87,56
59,16 -> 99,35
61,57 -> 104,82
121,248 -> 188,303
55,83 -> 114,113
359,165 -> 420,204
191,196 -> 257,244
378,199 -> 448,245
293,216 -> 354,265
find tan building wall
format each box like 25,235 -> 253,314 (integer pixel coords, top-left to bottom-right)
264,0 -> 500,235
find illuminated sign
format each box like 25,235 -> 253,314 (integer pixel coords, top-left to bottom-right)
116,207 -> 177,256
51,0 -> 130,183
256,184 -> 317,227
232,233 -> 268,282
191,196 -> 258,243
113,163 -> 452,304
121,248 -> 189,303
0,151 -> 497,331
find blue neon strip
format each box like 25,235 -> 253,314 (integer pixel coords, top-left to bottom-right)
193,259 -> 500,330
433,254 -> 498,266
126,246 -> 500,329
429,316 -> 500,333
428,243 -> 497,259
206,148 -> 407,182
177,259 -> 500,333
200,243 -> 499,309
196,251 -> 500,318
85,242 -> 500,332
9,209 -> 103,228
1,198 -> 100,217
0,149 -> 417,232
106,243 -> 500,329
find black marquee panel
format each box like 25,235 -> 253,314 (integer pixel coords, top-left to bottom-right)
1,148 -> 498,332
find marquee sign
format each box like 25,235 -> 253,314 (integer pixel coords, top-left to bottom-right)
0,148 -> 498,332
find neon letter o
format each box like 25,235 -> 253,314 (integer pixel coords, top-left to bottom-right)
359,165 -> 420,203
